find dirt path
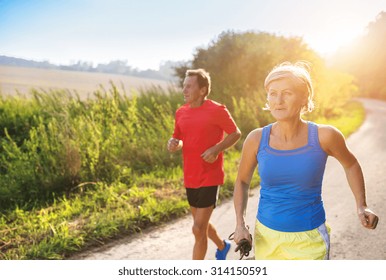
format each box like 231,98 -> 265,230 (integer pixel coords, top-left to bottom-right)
71,98 -> 386,260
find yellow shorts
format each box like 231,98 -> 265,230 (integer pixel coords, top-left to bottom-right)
254,219 -> 331,260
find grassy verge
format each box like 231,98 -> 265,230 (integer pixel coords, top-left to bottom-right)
311,100 -> 365,137
0,100 -> 365,259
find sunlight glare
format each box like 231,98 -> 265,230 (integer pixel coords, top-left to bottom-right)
304,17 -> 366,55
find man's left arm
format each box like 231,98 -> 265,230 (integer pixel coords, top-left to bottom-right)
201,129 -> 241,163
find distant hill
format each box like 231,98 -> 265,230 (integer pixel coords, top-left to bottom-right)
0,55 -> 181,82
0,55 -> 58,69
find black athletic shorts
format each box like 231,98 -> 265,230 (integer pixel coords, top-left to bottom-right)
185,186 -> 219,208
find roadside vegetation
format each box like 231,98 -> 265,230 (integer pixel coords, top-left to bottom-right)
0,30 -> 365,259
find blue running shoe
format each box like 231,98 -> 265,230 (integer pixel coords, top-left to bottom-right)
215,240 -> 231,260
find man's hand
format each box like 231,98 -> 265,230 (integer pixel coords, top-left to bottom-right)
201,146 -> 220,163
167,138 -> 182,152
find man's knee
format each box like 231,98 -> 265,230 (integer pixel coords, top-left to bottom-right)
192,223 -> 208,238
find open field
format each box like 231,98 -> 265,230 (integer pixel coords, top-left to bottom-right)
0,65 -> 173,99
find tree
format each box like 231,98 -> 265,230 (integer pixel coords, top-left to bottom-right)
176,31 -> 322,108
334,11 -> 386,99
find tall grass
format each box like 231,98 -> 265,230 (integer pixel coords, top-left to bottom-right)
0,85 -> 182,210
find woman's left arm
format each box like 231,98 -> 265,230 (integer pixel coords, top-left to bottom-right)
319,125 -> 379,229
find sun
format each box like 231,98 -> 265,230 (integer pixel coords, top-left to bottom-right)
304,17 -> 366,55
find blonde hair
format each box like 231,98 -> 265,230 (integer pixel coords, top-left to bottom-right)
263,61 -> 314,114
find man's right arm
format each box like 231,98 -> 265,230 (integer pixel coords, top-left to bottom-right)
167,138 -> 182,152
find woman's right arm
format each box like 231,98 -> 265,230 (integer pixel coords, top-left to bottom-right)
233,128 -> 261,244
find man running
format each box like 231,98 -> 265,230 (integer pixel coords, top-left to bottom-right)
168,69 -> 241,260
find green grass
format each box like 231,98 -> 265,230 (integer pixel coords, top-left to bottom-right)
0,177 -> 188,259
312,100 -> 365,137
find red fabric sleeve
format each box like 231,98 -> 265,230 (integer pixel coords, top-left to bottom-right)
215,105 -> 238,135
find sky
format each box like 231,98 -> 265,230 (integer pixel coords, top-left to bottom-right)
1,0 -> 385,70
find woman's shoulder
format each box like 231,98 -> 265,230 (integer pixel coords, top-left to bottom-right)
248,127 -> 263,137
316,123 -> 343,138
316,123 -> 346,152
244,127 -> 264,146
248,123 -> 274,140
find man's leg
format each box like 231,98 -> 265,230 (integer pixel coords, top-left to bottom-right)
208,217 -> 231,260
191,206 -> 214,260
208,222 -> 226,250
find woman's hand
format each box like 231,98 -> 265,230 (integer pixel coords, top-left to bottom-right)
233,223 -> 252,245
358,206 -> 379,229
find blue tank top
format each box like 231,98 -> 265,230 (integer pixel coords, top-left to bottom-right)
257,122 -> 328,232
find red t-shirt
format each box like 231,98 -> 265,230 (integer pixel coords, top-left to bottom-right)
173,99 -> 238,188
